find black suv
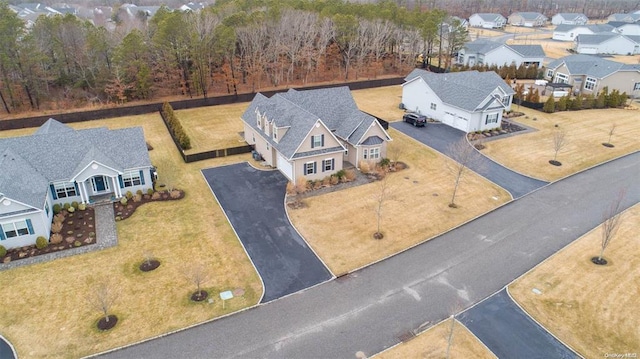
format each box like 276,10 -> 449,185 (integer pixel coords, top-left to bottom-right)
403,113 -> 427,127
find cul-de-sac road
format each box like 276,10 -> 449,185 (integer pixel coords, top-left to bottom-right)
100,152 -> 639,358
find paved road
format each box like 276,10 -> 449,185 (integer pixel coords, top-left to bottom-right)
0,335 -> 16,359
392,121 -> 548,198
458,289 -> 578,358
100,152 -> 639,359
202,163 -> 332,303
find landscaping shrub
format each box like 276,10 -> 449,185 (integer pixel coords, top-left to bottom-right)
379,158 -> 391,169
136,189 -> 143,196
330,175 -> 339,185
359,161 -> 371,174
125,191 -> 133,199
78,203 -> 86,211
71,201 -> 79,209
53,204 -> 61,214
63,203 -> 71,210
335,169 -> 346,180
161,102 -> 192,150
120,197 -> 128,205
67,206 -> 75,213
53,212 -> 65,223
147,188 -> 154,196
50,233 -> 63,245
286,181 -> 296,195
0,245 -> 6,257
133,194 -> 142,203
322,176 -> 331,187
345,169 -> 357,181
543,96 -> 555,113
51,221 -> 63,234
151,192 -> 161,200
170,190 -> 181,199
36,236 -> 48,249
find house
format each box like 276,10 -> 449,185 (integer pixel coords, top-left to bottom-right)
552,24 -> 614,41
545,54 -> 640,96
401,69 -> 515,133
551,13 -> 588,25
178,2 -> 205,12
574,33 -> 640,55
607,13 -> 640,23
468,13 -> 506,29
457,38 -> 545,67
508,12 -> 548,27
610,22 -> 640,35
241,87 -> 391,182
0,119 -> 155,249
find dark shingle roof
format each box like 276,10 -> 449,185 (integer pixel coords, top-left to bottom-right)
463,39 -> 545,58
473,13 -> 505,22
547,54 -> 637,78
508,45 -> 546,57
404,69 -> 515,112
512,12 -> 547,21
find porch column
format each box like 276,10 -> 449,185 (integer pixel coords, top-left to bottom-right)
112,176 -> 121,198
78,181 -> 88,204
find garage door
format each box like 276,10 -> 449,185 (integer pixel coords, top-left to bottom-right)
276,152 -> 294,181
452,116 -> 468,132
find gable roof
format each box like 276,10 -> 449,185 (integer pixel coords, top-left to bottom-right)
511,12 -> 547,21
0,149 -> 50,209
576,32 -> 636,45
547,54 -> 640,78
0,120 -> 151,208
241,87 -> 389,160
608,13 -> 640,22
554,24 -> 614,33
554,13 -> 586,21
472,13 -> 505,22
404,69 -> 515,112
463,39 -> 545,58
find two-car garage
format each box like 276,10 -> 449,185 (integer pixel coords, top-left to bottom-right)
276,152 -> 294,181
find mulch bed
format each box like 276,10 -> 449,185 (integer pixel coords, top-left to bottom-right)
97,315 -> 118,331
591,256 -> 608,265
139,259 -> 161,272
549,160 -> 562,166
114,189 -> 185,220
2,207 -> 97,264
602,143 -> 614,148
191,290 -> 209,302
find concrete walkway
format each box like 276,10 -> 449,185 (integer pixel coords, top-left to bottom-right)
98,152 -> 639,358
458,289 -> 578,358
391,121 -> 548,198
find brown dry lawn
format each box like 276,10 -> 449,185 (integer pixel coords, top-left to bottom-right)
376,319 -> 496,359
289,129 -> 510,275
507,36 -> 573,60
352,86 -> 405,121
177,103 -> 247,153
481,106 -> 640,181
0,114 -> 261,358
509,204 -> 640,358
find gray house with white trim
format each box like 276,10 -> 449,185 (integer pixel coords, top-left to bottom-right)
401,69 -> 515,133
0,119 -> 154,249
468,13 -> 506,28
574,33 -> 640,54
552,24 -> 615,41
551,13 -> 588,25
508,12 -> 548,27
457,39 -> 545,67
242,87 -> 391,182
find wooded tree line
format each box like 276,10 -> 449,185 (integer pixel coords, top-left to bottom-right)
0,0 -> 469,114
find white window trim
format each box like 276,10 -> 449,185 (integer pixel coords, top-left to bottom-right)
323,158 -> 334,172
634,82 -> 640,91
305,161 -> 316,175
122,171 -> 141,188
312,135 -> 322,148
584,77 -> 597,91
54,182 -> 77,198
1,220 -> 31,238
555,73 -> 569,84
546,69 -> 554,78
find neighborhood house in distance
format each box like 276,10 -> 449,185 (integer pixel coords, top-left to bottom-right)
242,87 -> 391,182
0,119 -> 154,249
401,69 -> 515,133
457,38 -> 545,67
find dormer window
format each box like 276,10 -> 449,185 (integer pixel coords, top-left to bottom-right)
256,112 -> 261,127
273,125 -> 278,142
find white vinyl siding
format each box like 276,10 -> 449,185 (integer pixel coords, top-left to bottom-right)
584,77 -> 597,90
1,219 -> 33,239
122,171 -> 142,187
485,113 -> 499,125
54,182 -> 77,198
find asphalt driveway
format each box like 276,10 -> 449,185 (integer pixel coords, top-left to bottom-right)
0,336 -> 15,359
458,288 -> 578,359
202,163 -> 332,303
391,121 -> 548,198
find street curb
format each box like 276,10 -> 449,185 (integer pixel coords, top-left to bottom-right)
0,334 -> 18,359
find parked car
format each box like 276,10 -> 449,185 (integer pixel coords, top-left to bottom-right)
403,113 -> 427,127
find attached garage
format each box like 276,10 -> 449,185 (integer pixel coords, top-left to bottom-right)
445,112 -> 468,132
276,152 -> 294,181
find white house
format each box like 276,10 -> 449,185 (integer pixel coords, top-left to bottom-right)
607,13 -> 640,23
457,38 -> 545,67
552,24 -> 614,41
0,119 -> 155,249
612,22 -> 640,35
551,13 -> 588,25
401,69 -> 515,133
508,12 -> 548,27
545,54 -> 640,97
468,13 -> 506,29
574,33 -> 640,55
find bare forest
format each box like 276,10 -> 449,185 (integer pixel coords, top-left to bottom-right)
1,0 -> 638,115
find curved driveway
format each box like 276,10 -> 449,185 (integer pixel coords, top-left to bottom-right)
99,152 -> 639,358
391,121 -> 548,198
202,163 -> 332,303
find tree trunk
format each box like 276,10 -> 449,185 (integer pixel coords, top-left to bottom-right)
0,89 -> 10,114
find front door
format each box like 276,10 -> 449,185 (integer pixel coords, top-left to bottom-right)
92,176 -> 109,193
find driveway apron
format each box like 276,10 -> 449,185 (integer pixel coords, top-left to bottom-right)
202,163 -> 332,303
392,121 -> 548,198
458,289 -> 578,359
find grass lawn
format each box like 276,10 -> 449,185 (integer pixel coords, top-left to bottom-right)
176,103 -> 247,154
481,106 -> 640,181
509,204 -> 640,358
288,129 -> 510,275
375,319 -> 496,359
0,114 -> 261,358
352,86 -> 405,121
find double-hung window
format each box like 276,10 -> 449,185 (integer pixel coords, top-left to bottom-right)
365,148 -> 380,160
122,171 -> 142,187
634,82 -> 640,91
322,158 -> 334,172
305,161 -> 316,175
54,182 -> 77,198
485,113 -> 499,125
0,219 -> 33,239
584,77 -> 597,91
311,134 -> 324,148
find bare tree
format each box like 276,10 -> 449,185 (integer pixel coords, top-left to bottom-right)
550,129 -> 567,165
183,262 -> 210,300
594,190 -> 626,265
373,174 -> 390,240
445,302 -> 463,359
86,278 -> 120,325
446,137 -> 481,208
155,158 -> 179,191
603,123 -> 616,147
